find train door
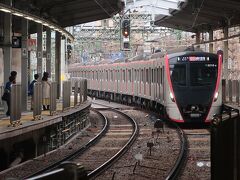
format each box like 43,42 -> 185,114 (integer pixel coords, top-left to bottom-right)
155,65 -> 158,100
104,69 -> 106,91
152,63 -> 155,101
136,68 -> 139,96
133,69 -> 136,96
127,68 -> 131,95
99,68 -> 103,91
160,66 -> 167,103
117,69 -> 119,94
123,68 -> 126,94
113,67 -> 116,93
145,67 -> 149,97
143,68 -> 145,97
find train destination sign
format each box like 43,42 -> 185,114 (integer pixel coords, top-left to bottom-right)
177,56 -> 210,62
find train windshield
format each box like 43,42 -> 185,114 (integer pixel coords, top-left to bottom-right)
190,62 -> 217,86
170,64 -> 186,86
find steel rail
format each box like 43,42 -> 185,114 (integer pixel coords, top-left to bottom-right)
25,108 -> 109,179
87,108 -> 139,179
165,121 -> 188,180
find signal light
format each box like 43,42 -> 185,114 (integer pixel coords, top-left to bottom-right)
123,42 -> 130,49
122,19 -> 130,38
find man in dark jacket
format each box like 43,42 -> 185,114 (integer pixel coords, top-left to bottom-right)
28,74 -> 39,110
4,76 -> 16,116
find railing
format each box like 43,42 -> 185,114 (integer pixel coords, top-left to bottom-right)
33,82 -> 42,120
50,82 -> 57,115
211,105 -> 240,180
222,79 -> 240,104
0,78 -> 88,125
0,85 -> 4,108
63,81 -> 71,110
83,79 -> 87,102
10,84 -> 22,125
71,77 -> 88,105
74,81 -> 78,106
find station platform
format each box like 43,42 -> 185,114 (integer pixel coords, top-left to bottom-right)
0,100 -> 91,141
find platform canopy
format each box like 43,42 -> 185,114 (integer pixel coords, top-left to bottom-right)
125,0 -> 184,16
154,0 -> 240,32
4,0 -> 123,28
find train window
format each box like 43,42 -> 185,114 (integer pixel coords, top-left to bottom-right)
106,70 -> 109,81
146,69 -> 149,83
111,70 -> 113,81
170,64 -> 186,86
152,69 -> 156,83
128,70 -> 131,82
190,63 -> 217,86
120,70 -> 122,81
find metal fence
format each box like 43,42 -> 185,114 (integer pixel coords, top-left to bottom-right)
0,85 -> 4,108
10,84 -> 21,125
79,80 -> 83,104
70,77 -> 88,105
74,81 -> 78,106
211,106 -> 240,180
50,82 -> 57,115
63,81 -> 71,110
222,79 -> 240,104
83,79 -> 87,102
33,82 -> 42,120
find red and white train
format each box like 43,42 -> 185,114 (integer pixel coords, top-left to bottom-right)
69,49 -> 222,123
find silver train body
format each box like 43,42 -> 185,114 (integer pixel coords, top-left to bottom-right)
69,50 -> 222,123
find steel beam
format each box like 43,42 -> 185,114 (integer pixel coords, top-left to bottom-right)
3,0 -> 12,84
21,19 -> 28,111
37,24 -> 43,79
209,30 -> 213,53
55,32 -> 61,98
46,28 -> 51,77
223,27 -> 229,79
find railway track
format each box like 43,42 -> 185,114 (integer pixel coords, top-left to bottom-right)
90,102 -> 186,180
80,109 -> 139,178
0,109 -> 107,179
91,100 -> 210,180
23,108 -> 110,179
178,127 -> 211,180
0,99 -> 211,180
23,108 -> 139,179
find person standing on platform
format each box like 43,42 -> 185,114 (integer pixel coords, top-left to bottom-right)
11,71 -> 17,79
28,74 -> 39,110
10,71 -> 17,83
42,72 -> 50,110
3,76 -> 16,116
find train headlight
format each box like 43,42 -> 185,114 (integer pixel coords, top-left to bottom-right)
214,92 -> 219,102
169,92 -> 175,102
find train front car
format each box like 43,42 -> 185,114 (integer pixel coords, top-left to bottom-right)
165,51 -> 222,123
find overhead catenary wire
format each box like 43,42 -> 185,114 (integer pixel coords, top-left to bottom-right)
191,0 -> 205,28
